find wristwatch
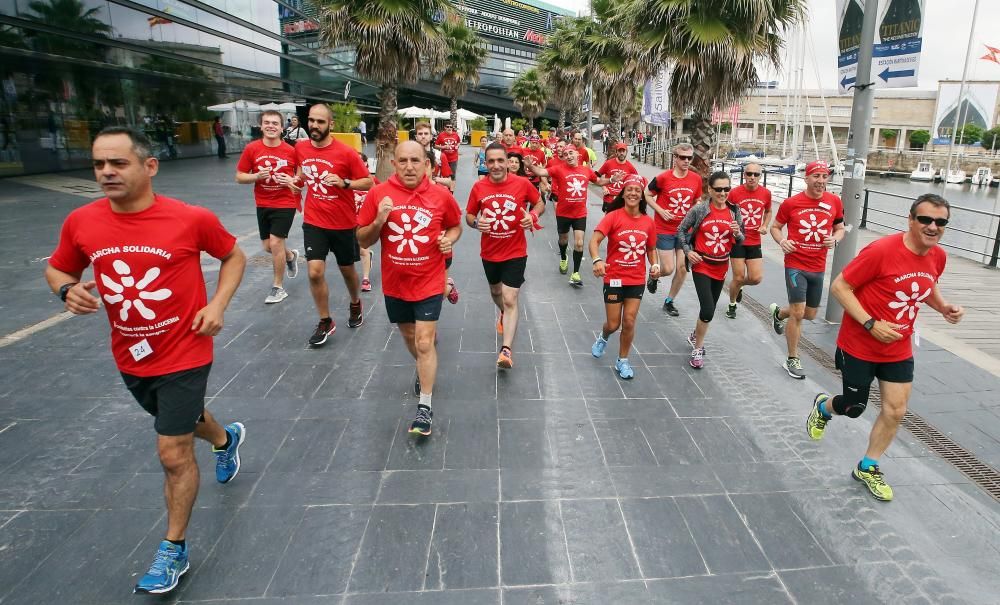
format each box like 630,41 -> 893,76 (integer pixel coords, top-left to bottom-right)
863,318 -> 876,331
58,282 -> 77,302
342,179 -> 352,189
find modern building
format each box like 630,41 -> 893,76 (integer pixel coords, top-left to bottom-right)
0,0 -> 572,177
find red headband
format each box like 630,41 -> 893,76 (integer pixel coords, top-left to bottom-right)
805,161 -> 830,176
621,174 -> 647,189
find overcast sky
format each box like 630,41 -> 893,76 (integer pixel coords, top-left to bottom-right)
543,0 -> 1000,92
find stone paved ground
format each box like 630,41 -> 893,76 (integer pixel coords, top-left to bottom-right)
1,148 -> 999,604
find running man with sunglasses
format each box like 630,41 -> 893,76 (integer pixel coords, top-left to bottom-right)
806,194 -> 963,501
768,161 -> 845,379
725,163 -> 772,318
645,143 -> 703,316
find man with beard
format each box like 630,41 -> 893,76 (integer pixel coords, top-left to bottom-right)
295,103 -> 373,346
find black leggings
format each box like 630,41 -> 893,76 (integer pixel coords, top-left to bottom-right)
692,271 -> 725,323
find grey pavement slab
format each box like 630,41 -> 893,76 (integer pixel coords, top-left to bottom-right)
1,147 -> 999,603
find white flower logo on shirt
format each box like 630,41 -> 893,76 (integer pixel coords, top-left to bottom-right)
888,281 -> 931,321
667,192 -> 690,214
566,177 -> 587,197
797,213 -> 828,242
100,259 -> 173,321
257,160 -> 278,184
617,235 -> 646,261
740,205 -> 763,228
483,201 -> 515,232
387,212 -> 430,255
302,164 -> 329,194
705,226 -> 731,254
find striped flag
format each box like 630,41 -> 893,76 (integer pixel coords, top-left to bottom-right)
147,15 -> 172,27
981,44 -> 1000,64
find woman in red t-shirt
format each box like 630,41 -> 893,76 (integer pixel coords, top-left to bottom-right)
678,171 -> 745,369
589,175 -> 660,379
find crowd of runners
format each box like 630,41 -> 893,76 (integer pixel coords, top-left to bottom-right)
45,104 -> 964,595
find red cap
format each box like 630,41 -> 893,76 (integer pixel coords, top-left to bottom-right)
621,174 -> 647,189
528,134 -> 541,142
805,160 -> 830,176
613,142 -> 627,151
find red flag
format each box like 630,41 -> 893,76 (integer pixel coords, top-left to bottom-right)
147,16 -> 172,27
986,44 -> 1000,54
981,44 -> 1000,64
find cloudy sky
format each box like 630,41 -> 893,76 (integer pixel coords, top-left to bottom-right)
543,0 -> 1000,92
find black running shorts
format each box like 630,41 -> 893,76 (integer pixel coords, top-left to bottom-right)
556,216 -> 587,234
603,283 -> 644,304
836,347 -> 914,385
256,207 -> 296,240
785,267 -> 824,307
482,256 -> 527,288
121,363 -> 211,436
303,223 -> 360,265
385,294 -> 444,324
731,243 -> 762,260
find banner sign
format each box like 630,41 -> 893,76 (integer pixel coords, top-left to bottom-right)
837,0 -> 925,95
642,68 -> 671,126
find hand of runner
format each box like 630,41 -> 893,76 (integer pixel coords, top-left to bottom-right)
730,220 -> 740,233
477,217 -> 493,233
520,209 -> 533,230
758,225 -> 768,234
657,208 -> 675,222
687,251 -> 703,264
822,234 -> 836,249
377,197 -> 393,221
326,173 -> 346,188
869,320 -> 904,343
592,259 -> 606,277
602,187 -> 610,196
191,302 -> 225,336
437,234 -> 453,254
649,263 -> 661,279
256,167 -> 272,181
64,280 -> 100,315
941,304 -> 965,324
779,239 -> 797,253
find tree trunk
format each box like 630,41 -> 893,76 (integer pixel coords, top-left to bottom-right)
605,106 -> 621,148
450,96 -> 458,131
558,109 -> 566,130
690,110 -> 715,179
375,84 -> 398,182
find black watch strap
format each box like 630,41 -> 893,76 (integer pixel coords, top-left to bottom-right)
863,318 -> 876,331
59,282 -> 77,302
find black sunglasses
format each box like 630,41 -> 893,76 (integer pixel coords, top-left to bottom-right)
674,154 -> 693,161
744,171 -> 762,177
914,215 -> 948,227
712,186 -> 732,193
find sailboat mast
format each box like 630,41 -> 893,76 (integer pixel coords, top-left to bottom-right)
943,0 -> 980,188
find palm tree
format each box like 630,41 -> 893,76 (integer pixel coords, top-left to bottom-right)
437,20 -> 487,130
510,68 -> 548,129
614,0 -> 806,175
537,18 -> 587,129
318,0 -> 449,180
25,0 -> 112,60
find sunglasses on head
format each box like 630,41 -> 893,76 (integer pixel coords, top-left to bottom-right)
674,154 -> 693,161
712,186 -> 732,193
914,215 -> 948,227
744,171 -> 761,177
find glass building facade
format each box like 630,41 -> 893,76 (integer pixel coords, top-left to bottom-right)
0,0 -> 571,177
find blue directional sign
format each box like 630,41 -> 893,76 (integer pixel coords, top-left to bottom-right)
837,0 -> 925,95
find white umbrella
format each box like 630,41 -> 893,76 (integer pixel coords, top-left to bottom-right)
207,100 -> 260,112
398,106 -> 435,119
493,114 -> 501,134
259,102 -> 300,112
504,116 -> 511,131
457,108 -> 482,120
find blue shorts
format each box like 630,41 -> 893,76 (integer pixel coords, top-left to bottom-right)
656,233 -> 684,251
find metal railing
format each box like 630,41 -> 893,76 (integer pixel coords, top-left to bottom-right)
860,189 -> 1000,267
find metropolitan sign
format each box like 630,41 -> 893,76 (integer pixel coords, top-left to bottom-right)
837,0 -> 925,95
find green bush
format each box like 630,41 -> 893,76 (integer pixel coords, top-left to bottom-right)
329,101 -> 361,132
540,118 -> 551,131
958,123 -> 983,145
468,117 -> 487,130
981,127 -> 1000,151
511,117 -> 528,132
908,129 -> 930,147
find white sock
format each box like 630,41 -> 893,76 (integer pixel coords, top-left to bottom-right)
419,393 -> 432,408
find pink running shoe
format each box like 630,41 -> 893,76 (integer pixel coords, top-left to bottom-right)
361,278 -> 371,292
447,278 -> 459,304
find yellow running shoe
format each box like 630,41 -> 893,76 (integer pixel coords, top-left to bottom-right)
853,464 -> 893,501
807,393 -> 831,440
559,258 -> 569,274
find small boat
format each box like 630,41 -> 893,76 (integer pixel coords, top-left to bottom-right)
909,161 -> 935,181
990,176 -> 1000,188
971,166 -> 992,186
945,169 -> 967,184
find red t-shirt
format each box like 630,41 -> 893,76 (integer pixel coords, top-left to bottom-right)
504,143 -> 524,156
691,204 -> 737,281
548,164 -> 597,219
543,137 -> 557,151
466,175 -> 540,262
236,139 -> 300,209
516,135 -> 527,147
595,209 -> 656,286
574,145 -> 590,166
650,170 -> 703,235
296,139 -> 370,230
353,176 -> 381,214
596,158 -> 639,202
49,196 -> 236,377
774,191 -> 844,273
727,184 -> 772,247
358,175 -> 462,302
435,132 -> 460,162
837,233 -> 947,362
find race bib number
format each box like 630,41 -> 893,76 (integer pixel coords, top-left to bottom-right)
503,200 -> 517,212
129,339 -> 153,362
413,210 -> 432,228
610,279 -> 622,288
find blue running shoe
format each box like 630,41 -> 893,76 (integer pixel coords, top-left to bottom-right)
214,422 -> 245,484
591,335 -> 608,358
134,540 -> 189,594
615,358 -> 634,380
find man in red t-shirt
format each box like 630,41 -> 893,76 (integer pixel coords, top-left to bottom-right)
466,143 -> 545,369
768,161 -> 845,379
526,146 -> 615,286
570,131 -> 591,167
596,142 -> 638,212
501,128 -> 521,156
358,141 -> 462,437
296,104 -> 373,346
644,143 -> 703,316
416,122 -> 454,191
434,123 -> 461,177
805,194 -> 963,502
45,127 -> 247,595
236,110 -> 301,305
521,135 -> 547,189
725,162 -> 772,318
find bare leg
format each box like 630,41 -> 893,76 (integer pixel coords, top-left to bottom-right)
397,322 -> 419,359
667,248 -> 687,300
414,320 -> 438,393
864,380 -> 911,459
618,298 -> 640,357
266,235 -> 289,288
729,258 -> 746,303
158,433 -> 199,541
360,247 -> 372,280
501,285 -> 520,349
338,263 -> 361,304
193,409 -> 227,447
602,302 -> 622,337
308,260 -> 330,318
